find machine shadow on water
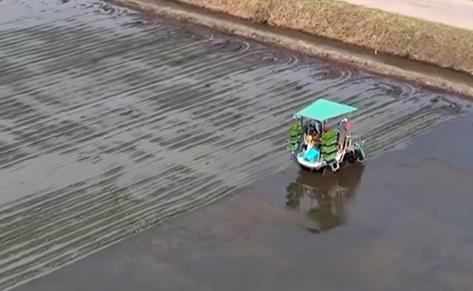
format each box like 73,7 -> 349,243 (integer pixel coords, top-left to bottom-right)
285,164 -> 365,233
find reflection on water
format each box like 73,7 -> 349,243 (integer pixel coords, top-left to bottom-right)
286,165 -> 364,233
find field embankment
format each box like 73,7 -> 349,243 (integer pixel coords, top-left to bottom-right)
175,0 -> 473,76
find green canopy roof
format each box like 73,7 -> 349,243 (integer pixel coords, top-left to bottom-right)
294,98 -> 357,121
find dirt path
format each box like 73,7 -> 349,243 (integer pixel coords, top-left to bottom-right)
344,0 -> 473,30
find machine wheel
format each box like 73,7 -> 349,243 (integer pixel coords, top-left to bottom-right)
354,148 -> 365,161
344,151 -> 357,164
322,166 -> 333,176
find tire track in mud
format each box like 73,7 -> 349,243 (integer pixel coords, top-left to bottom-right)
0,0 -> 470,289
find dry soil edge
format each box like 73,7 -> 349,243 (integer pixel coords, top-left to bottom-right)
108,0 -> 473,98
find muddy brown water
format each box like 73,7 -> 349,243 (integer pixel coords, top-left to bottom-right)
0,0 -> 472,290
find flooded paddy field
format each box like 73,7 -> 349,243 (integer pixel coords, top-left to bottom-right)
14,113 -> 473,291
0,0 -> 471,290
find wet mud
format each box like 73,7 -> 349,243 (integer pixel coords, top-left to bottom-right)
0,0 -> 471,290
12,114 -> 473,291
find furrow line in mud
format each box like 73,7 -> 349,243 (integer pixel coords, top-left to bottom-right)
0,26 -> 195,81
175,75 -> 310,120
8,58 -> 262,141
0,57 -> 258,165
0,160 -> 180,220
1,37 -> 266,95
0,6 -> 164,52
0,167 -> 125,219
0,1 -> 471,290
0,81 -> 242,167
197,97 -> 396,154
0,8 -> 91,28
0,33 -> 172,81
227,125 -> 294,166
213,88 -> 350,144
0,30 -> 182,84
0,175 -> 199,258
367,120 -> 443,155
2,105 -> 292,232
0,181 -> 224,288
0,30 -> 143,69
353,103 -> 439,136
1,49 -> 268,111
365,111 -> 452,155
198,79 -> 353,131
0,16 -> 132,54
153,82 -> 315,149
0,183 -> 238,291
188,74 -> 331,119
0,175 -> 245,278
0,164 -> 186,232
0,1 -> 129,27
1,59 -> 207,128
363,124 -> 449,155
0,12 -> 96,37
361,106 -> 455,142
0,140 -> 294,268
0,26 -> 233,81
0,35 -> 250,121
0,86 -> 396,167
0,172 -> 201,267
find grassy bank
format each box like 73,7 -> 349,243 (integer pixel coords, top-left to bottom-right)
174,0 -> 473,75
